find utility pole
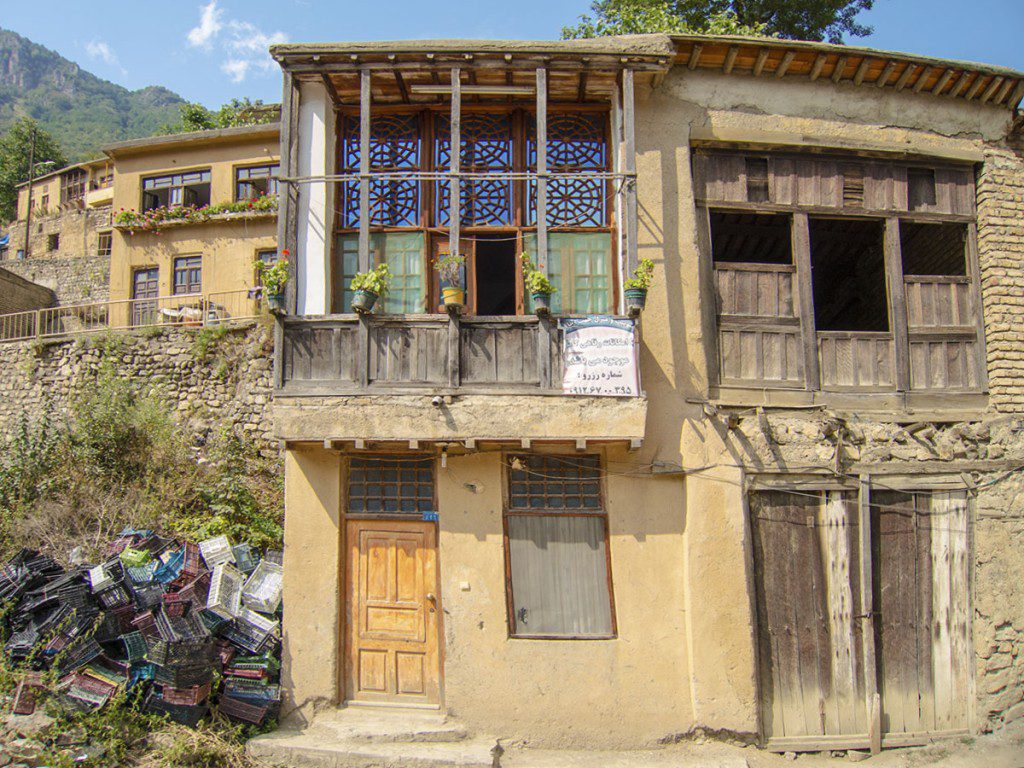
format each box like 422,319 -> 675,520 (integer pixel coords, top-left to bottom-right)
22,125 -> 36,260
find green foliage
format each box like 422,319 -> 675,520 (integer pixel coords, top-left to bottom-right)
434,253 -> 466,286
521,253 -> 557,295
562,0 -> 873,42
114,194 -> 278,233
0,28 -> 184,163
193,324 -> 233,360
0,407 -> 64,532
624,258 -> 655,290
0,116 -> 67,223
350,264 -> 392,296
162,98 -> 280,136
255,254 -> 291,295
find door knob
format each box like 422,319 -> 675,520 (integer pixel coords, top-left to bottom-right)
426,593 -> 436,602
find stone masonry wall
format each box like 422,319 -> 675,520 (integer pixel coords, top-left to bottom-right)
0,322 -> 276,455
0,268 -> 55,315
3,207 -> 111,265
976,143 -> 1024,413
1,255 -> 110,305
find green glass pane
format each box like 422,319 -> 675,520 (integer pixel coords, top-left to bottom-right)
380,232 -> 425,314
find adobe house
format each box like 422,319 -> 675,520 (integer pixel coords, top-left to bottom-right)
260,33 -> 1024,758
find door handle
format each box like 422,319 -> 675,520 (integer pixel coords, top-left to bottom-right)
426,593 -> 436,613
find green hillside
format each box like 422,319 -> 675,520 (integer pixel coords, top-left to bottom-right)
0,28 -> 186,161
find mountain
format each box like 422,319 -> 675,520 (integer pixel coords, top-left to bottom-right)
0,28 -> 186,161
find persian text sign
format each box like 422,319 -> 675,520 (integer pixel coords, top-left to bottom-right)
560,317 -> 639,397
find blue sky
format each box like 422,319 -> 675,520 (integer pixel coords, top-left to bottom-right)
5,0 -> 1023,108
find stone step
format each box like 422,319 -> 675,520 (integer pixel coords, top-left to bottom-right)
247,730 -> 499,768
312,707 -> 470,744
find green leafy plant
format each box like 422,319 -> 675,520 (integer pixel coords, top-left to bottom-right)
434,253 -> 465,286
350,264 -> 392,296
624,258 -> 655,291
255,253 -> 290,295
521,253 -> 557,295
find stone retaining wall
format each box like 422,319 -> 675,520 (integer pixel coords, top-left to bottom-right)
0,322 -> 275,455
1,255 -> 111,305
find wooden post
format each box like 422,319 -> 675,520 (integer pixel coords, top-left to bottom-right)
535,68 -> 548,273
357,314 -> 371,388
358,70 -> 372,274
792,212 -> 820,390
447,313 -> 461,388
277,70 -> 300,316
537,316 -> 552,390
449,67 -> 461,263
622,69 -> 638,278
858,475 -> 882,754
965,222 -> 988,390
884,217 -> 911,392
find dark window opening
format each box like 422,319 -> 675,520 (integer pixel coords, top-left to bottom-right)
142,170 -> 212,212
900,222 -> 966,276
474,236 -> 517,315
47,234 -> 59,252
97,232 -> 112,257
809,217 -> 888,332
347,455 -> 434,514
745,157 -> 770,203
710,211 -> 792,265
841,163 -> 865,208
907,168 -> 937,211
61,169 -> 86,206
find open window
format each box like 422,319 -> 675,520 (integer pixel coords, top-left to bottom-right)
236,165 -> 279,201
809,217 -> 888,332
142,170 -> 212,212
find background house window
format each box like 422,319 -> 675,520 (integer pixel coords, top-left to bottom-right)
347,455 -> 434,514
47,234 -> 59,252
60,169 -> 86,207
236,165 -> 280,200
505,454 -> 614,639
0,246 -> 7,260
142,170 -> 212,211
97,232 -> 112,257
255,249 -> 279,284
173,255 -> 202,295
39,194 -> 49,212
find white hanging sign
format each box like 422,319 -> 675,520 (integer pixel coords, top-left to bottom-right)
560,317 -> 639,397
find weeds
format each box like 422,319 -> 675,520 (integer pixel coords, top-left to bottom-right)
193,324 -> 232,360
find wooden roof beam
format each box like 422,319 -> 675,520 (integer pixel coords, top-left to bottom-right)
753,48 -> 770,76
913,67 -> 933,93
994,77 -> 1017,105
320,73 -> 341,106
809,53 -> 828,81
947,71 -> 972,98
965,74 -> 989,101
894,63 -> 917,91
394,71 -> 410,103
723,46 -> 739,74
980,75 -> 1005,103
775,50 -> 796,78
852,58 -> 872,85
831,55 -> 849,83
931,69 -> 955,96
578,69 -> 588,102
875,61 -> 897,88
687,43 -> 703,70
1007,80 -> 1024,109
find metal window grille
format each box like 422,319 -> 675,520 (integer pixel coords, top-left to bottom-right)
347,456 -> 435,514
507,454 -> 602,511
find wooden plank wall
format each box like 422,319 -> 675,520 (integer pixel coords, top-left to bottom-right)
282,321 -> 360,382
369,320 -> 449,385
818,333 -> 896,389
460,321 -> 541,385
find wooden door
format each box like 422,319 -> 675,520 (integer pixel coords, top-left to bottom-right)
132,267 -> 159,326
346,520 -> 440,705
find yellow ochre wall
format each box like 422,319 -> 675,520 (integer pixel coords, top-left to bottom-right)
108,135 -> 279,304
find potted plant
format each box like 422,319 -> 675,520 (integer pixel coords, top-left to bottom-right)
434,253 -> 466,312
521,253 -> 557,317
350,264 -> 391,314
255,251 -> 290,314
624,258 -> 654,316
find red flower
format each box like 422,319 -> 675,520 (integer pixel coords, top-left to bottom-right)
281,249 -> 290,256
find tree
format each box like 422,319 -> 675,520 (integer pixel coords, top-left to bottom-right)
162,98 -> 280,135
0,118 -> 67,224
562,0 -> 874,43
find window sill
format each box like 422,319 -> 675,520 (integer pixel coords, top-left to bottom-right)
509,634 -> 617,641
708,385 -> 988,419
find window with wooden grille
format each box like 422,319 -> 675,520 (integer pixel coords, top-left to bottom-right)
173,255 -> 202,295
745,157 -> 770,203
347,456 -> 435,514
505,454 -> 614,639
236,165 -> 279,201
60,169 -> 86,207
97,232 -> 112,257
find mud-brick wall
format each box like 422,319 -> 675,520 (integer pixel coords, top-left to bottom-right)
0,323 -> 276,455
1,255 -> 110,305
977,144 -> 1024,413
0,268 -> 55,314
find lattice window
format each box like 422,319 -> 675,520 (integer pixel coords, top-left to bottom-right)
527,113 -> 608,227
340,114 -> 421,227
347,456 -> 435,514
435,113 -> 514,227
507,454 -> 602,510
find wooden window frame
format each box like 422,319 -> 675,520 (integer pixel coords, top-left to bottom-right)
696,148 -> 987,397
502,452 -> 617,640
97,232 -> 112,257
235,163 -> 280,202
342,453 -> 438,520
331,104 -> 616,317
172,255 -> 202,296
141,168 -> 212,212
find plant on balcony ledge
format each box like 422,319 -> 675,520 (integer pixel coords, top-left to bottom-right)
255,250 -> 290,314
624,258 -> 654,317
521,253 -> 557,317
114,194 -> 278,234
350,264 -> 391,314
434,253 -> 466,313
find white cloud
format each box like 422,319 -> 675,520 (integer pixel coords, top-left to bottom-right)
185,2 -> 287,82
187,1 -> 224,49
85,40 -> 127,75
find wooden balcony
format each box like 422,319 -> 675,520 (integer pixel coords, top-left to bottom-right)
277,314 -> 638,396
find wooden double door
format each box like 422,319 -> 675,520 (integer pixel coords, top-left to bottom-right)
751,487 -> 971,752
345,520 -> 441,706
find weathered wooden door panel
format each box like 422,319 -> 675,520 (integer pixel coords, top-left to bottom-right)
346,520 -> 440,705
873,490 -> 970,739
751,491 -> 866,747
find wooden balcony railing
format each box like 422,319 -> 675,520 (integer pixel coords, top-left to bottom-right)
278,314 -> 635,396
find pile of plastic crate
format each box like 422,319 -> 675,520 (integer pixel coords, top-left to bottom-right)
0,528 -> 284,728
